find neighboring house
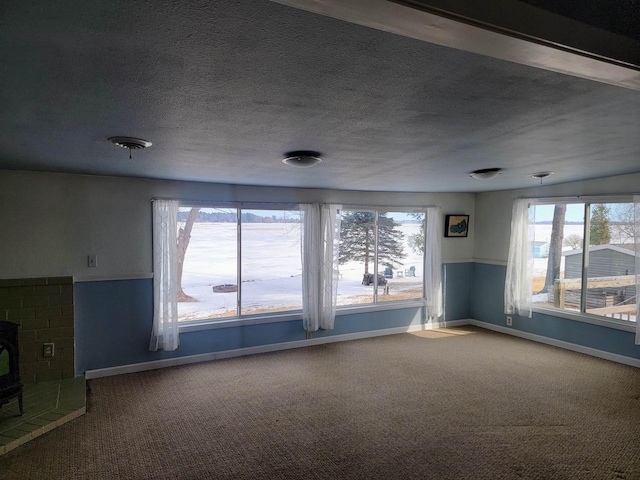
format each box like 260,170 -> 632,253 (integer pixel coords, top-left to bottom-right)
561,244 -> 637,309
532,241 -> 549,258
564,244 -> 636,278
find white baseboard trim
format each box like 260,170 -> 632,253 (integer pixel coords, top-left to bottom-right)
85,319 -> 471,379
469,320 -> 640,368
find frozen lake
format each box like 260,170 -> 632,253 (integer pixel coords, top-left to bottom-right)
532,223 -> 633,245
178,221 -> 636,323
179,222 -> 423,321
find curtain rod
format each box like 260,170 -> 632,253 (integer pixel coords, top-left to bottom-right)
152,198 -> 302,207
522,193 -> 638,203
151,198 -> 440,210
341,204 -> 439,211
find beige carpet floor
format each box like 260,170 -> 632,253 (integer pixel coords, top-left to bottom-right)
0,326 -> 639,479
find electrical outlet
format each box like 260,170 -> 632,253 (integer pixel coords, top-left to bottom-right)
506,316 -> 513,326
88,254 -> 97,267
43,343 -> 55,358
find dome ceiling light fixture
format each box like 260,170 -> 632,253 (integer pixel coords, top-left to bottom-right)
469,168 -> 503,180
281,150 -> 323,168
108,136 -> 152,159
531,171 -> 554,184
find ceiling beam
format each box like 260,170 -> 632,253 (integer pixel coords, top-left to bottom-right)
271,0 -> 640,91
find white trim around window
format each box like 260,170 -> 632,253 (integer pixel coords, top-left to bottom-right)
530,305 -> 636,333
175,201 -> 435,332
507,195 -> 639,335
178,299 -> 428,332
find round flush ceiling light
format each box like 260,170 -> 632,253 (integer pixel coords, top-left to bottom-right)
108,136 -> 152,150
469,168 -> 503,180
108,136 -> 152,159
531,171 -> 554,180
282,150 -> 322,167
531,171 -> 554,184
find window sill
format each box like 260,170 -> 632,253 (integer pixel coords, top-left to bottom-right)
178,311 -> 303,333
530,305 -> 636,333
336,299 -> 426,316
178,300 -> 427,333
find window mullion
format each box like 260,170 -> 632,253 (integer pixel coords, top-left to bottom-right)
580,204 -> 591,313
237,207 -> 242,317
373,211 -> 379,304
423,214 -> 427,300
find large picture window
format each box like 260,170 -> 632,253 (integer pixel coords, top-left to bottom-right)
172,203 -> 432,325
177,206 -> 303,322
528,199 -> 637,324
337,209 -> 425,307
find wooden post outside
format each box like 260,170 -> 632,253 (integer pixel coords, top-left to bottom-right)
553,280 -> 565,309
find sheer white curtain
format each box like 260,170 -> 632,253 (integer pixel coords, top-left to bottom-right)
302,204 -> 342,332
149,199 -> 180,351
634,196 -> 640,345
424,207 -> 443,321
302,204 -> 320,332
505,199 -> 533,318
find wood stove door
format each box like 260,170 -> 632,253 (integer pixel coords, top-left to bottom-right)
0,321 -> 23,415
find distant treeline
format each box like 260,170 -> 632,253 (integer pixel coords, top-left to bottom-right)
177,210 -> 302,223
178,210 -> 423,224
534,221 -> 584,225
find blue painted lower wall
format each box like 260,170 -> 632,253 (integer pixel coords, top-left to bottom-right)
471,262 -> 640,360
444,262 -> 472,321
74,263 -> 473,373
73,261 -> 638,374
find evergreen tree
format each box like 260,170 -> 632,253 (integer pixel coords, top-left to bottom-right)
339,212 -> 406,275
407,213 -> 425,254
589,204 -> 611,245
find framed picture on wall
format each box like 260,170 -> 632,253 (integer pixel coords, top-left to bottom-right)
445,214 -> 469,237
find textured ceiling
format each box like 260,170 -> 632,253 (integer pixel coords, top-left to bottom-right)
1,0 -> 640,192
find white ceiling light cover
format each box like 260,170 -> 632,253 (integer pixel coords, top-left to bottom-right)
282,151 -> 323,167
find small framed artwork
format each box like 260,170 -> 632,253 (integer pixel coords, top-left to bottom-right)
445,215 -> 469,237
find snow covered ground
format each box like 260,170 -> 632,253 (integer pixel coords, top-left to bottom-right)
178,223 -> 423,321
178,222 -> 636,323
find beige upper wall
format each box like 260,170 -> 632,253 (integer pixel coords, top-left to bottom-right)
474,172 -> 640,264
0,170 -> 475,279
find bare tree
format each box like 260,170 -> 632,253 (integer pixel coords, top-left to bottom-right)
610,203 -> 635,244
564,234 -> 582,250
177,207 -> 200,302
540,205 -> 566,293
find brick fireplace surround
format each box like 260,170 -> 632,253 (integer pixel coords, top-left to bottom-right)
0,277 -> 84,456
0,277 -> 75,383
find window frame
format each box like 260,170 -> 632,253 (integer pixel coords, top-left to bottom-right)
176,202 -> 430,331
176,202 -> 305,325
336,206 -> 427,309
528,195 -> 637,332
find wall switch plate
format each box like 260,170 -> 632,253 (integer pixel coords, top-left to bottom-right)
506,316 -> 513,326
43,343 -> 55,358
88,254 -> 97,267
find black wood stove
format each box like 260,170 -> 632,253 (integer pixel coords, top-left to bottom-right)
0,321 -> 23,416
